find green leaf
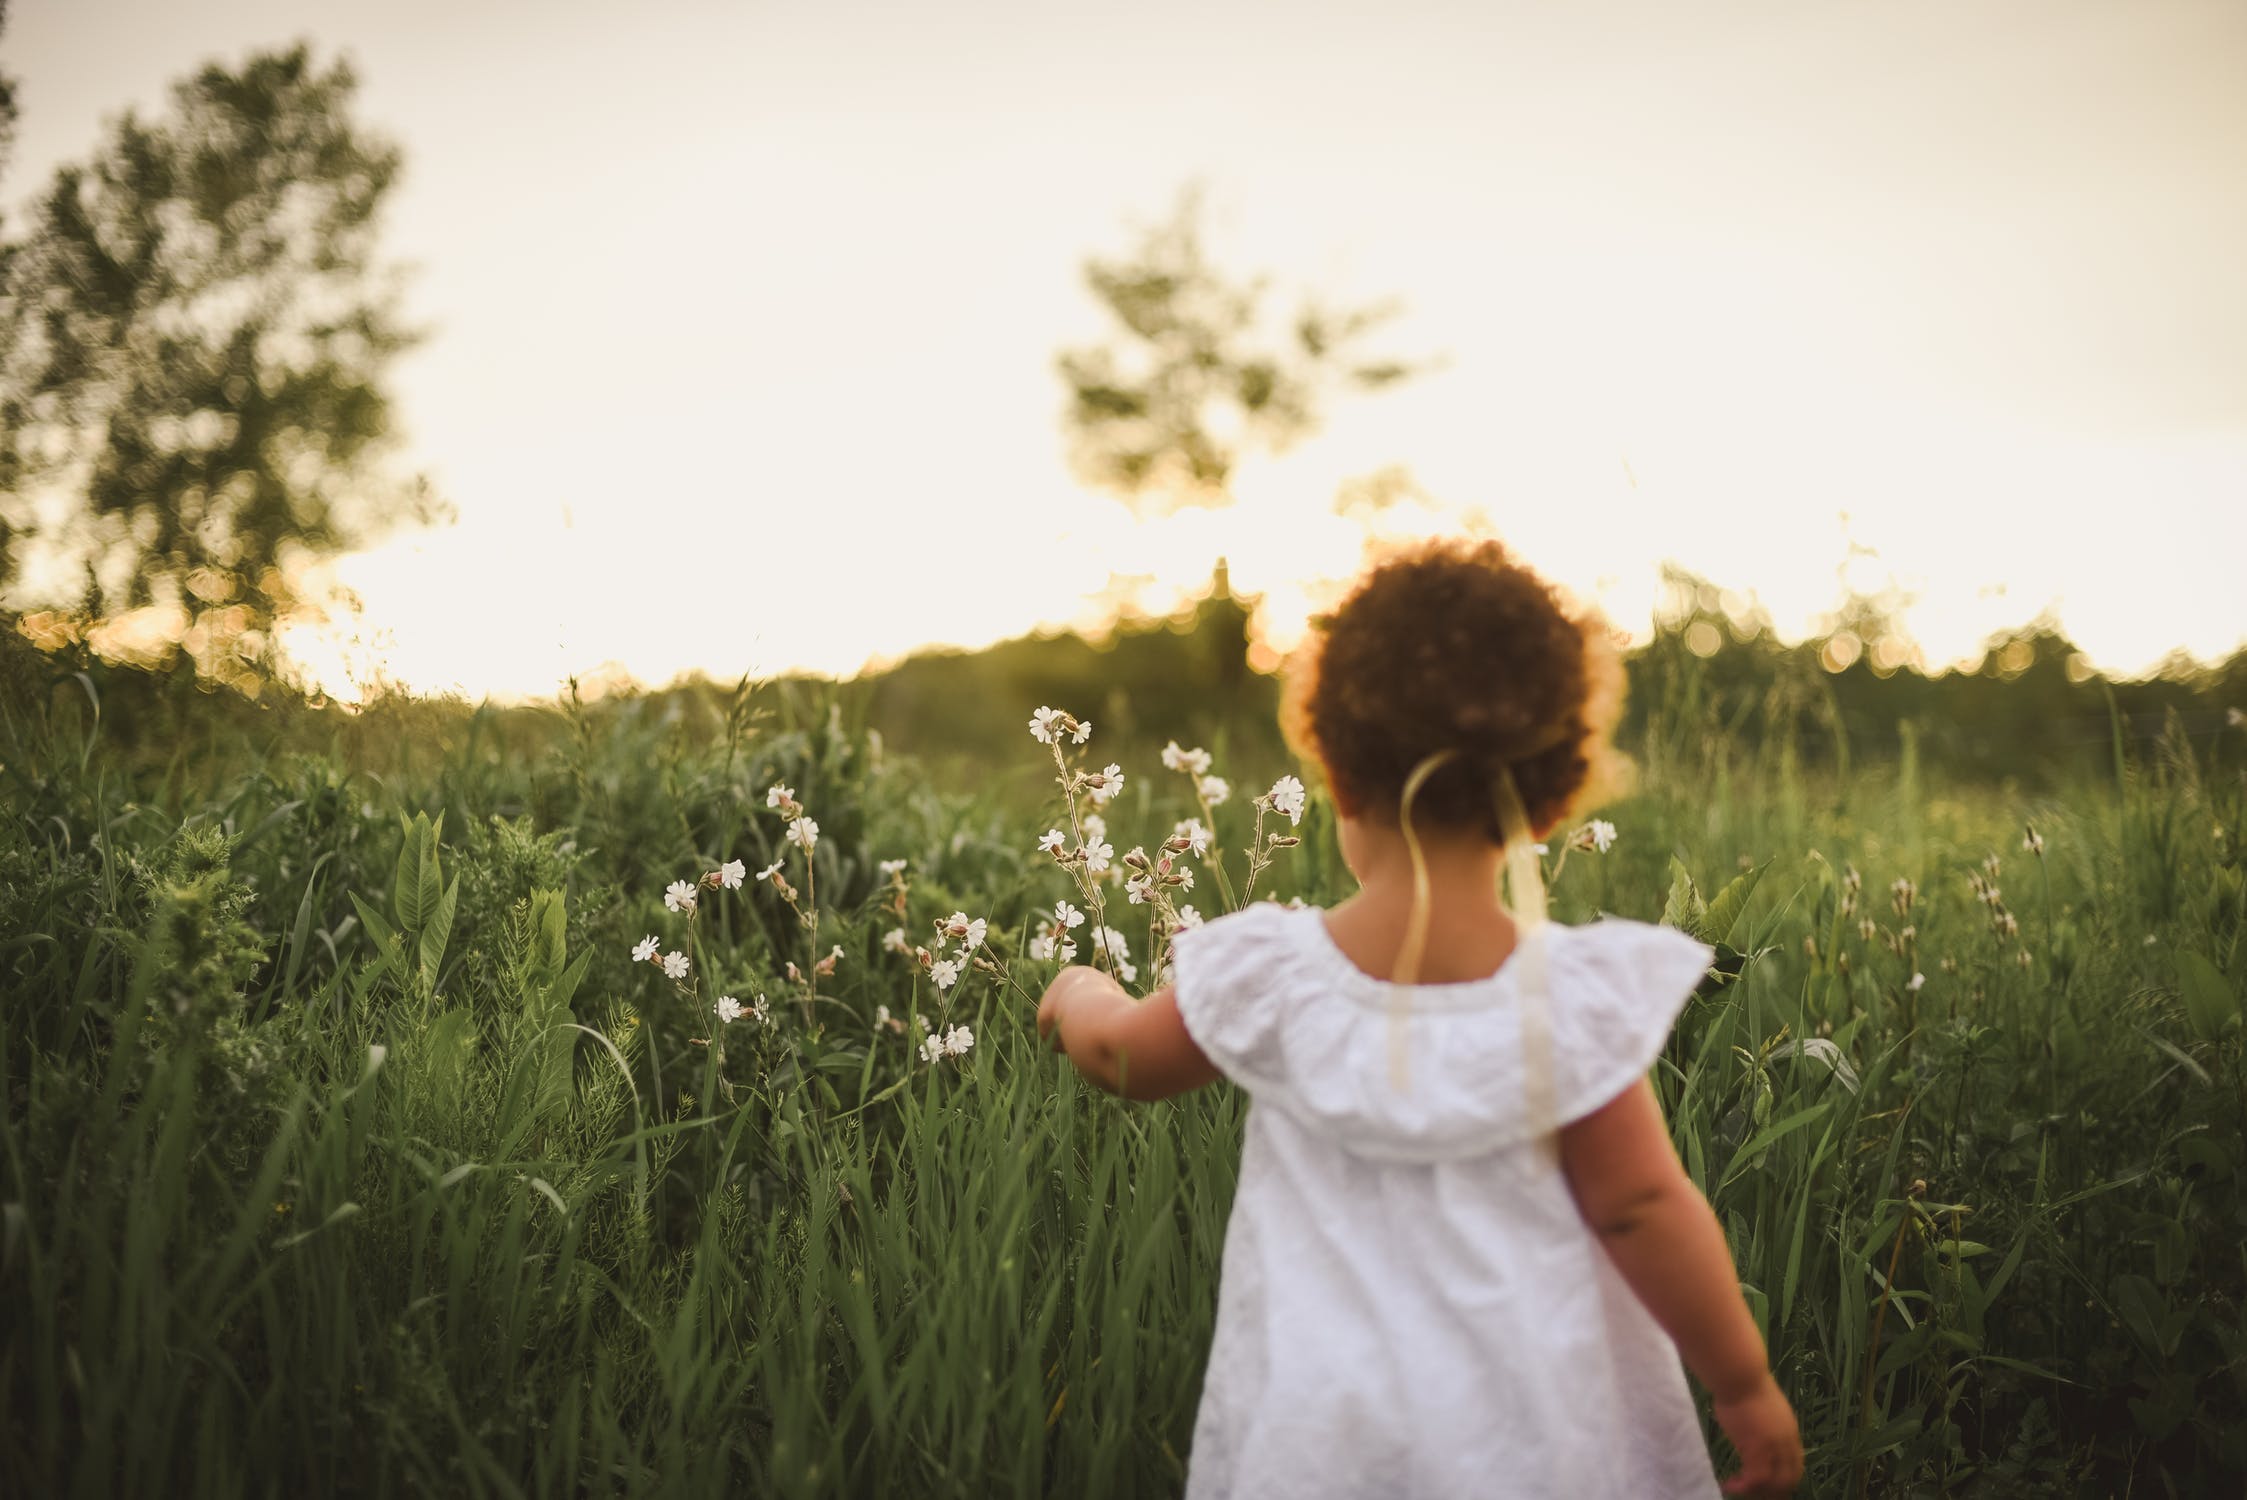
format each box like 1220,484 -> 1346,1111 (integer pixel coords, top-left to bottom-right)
417,874 -> 458,983
529,888 -> 567,981
277,1200 -> 361,1250
1698,859 -> 1769,946
1720,1101 -> 1830,1189
392,813 -> 431,930
1660,857 -> 1703,932
2111,1273 -> 2177,1358
523,1176 -> 569,1218
347,891 -> 403,987
2175,950 -> 2238,1041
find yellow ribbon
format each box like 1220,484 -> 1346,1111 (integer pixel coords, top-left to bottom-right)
1388,752 -> 1557,1162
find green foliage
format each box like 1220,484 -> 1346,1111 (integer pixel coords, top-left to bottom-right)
0,44 -> 439,685
2,643 -> 2244,1496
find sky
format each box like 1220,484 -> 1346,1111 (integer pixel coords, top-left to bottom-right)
6,0 -> 2244,699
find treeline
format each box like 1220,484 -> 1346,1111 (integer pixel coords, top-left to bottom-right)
8,567 -> 2238,797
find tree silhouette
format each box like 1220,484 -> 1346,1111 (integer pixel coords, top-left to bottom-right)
1056,186 -> 1422,516
0,44 -> 439,687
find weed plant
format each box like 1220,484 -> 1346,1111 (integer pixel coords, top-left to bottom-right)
2,662 -> 2242,1496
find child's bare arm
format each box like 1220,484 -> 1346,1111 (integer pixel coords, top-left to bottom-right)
1562,1079 -> 1802,1496
1035,966 -> 1221,1101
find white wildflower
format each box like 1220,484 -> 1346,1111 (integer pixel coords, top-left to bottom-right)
1028,929 -> 1057,961
942,911 -> 988,951
1038,829 -> 1067,855
785,816 -> 820,852
757,859 -> 785,883
716,995 -> 744,1024
1082,840 -> 1114,875
1162,741 -> 1213,775
751,994 -> 769,1023
1087,763 -> 1126,806
879,857 -> 909,877
2021,827 -> 2044,855
1907,972 -> 1926,993
1582,819 -> 1618,853
1072,718 -> 1092,745
943,1024 -> 975,1057
930,957 -> 962,991
718,859 -> 747,890
1125,874 -> 1155,905
883,927 -> 910,954
876,1004 -> 893,1027
631,935 -> 660,963
1175,905 -> 1205,930
1082,813 -> 1107,844
1198,775 -> 1230,807
660,950 -> 690,980
1029,706 -> 1066,745
1172,866 -> 1196,893
1092,925 -> 1131,961
1054,900 -> 1086,930
766,784 -> 796,811
1265,775 -> 1307,825
664,879 -> 699,914
1173,818 -> 1211,858
921,1032 -> 948,1064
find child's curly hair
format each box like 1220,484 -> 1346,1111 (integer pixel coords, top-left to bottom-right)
1281,538 -> 1628,844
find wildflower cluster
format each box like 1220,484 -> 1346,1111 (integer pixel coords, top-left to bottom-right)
627,841 -> 792,1101
920,1022 -> 976,1065
1024,718 -> 1300,991
916,908 -> 990,993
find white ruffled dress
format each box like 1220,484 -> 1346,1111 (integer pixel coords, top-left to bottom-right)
1169,901 -> 1723,1499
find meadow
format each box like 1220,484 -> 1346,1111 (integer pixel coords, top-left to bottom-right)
1,643 -> 2242,1498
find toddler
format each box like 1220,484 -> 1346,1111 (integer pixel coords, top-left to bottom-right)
1037,539 -> 1803,1497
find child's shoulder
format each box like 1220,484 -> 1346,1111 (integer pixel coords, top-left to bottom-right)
1171,899 -> 1320,977
1170,905 -> 1717,1161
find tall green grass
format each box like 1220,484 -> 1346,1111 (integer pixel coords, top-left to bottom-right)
2,666 -> 2241,1495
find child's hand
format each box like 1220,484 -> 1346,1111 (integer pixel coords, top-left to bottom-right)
1034,978 -> 1065,1050
1035,965 -> 1097,1051
1713,1377 -> 1802,1497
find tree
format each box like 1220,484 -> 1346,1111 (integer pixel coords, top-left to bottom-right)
1056,186 -> 1422,516
0,44 -> 439,687
0,4 -> 18,205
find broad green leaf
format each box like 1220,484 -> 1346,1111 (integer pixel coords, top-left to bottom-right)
418,874 -> 459,982
2176,950 -> 2238,1041
1661,857 -> 1701,931
1699,859 -> 1769,946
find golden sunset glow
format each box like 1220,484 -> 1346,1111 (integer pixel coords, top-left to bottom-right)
9,0 -> 2242,700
